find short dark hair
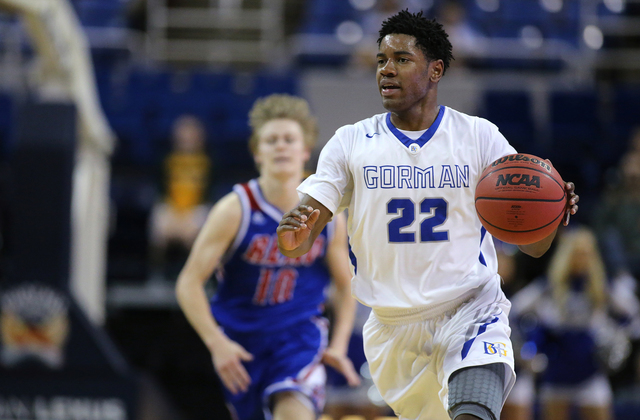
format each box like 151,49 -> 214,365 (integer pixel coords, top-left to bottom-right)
378,10 -> 454,75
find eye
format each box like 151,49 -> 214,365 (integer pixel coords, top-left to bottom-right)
377,58 -> 385,65
398,57 -> 409,63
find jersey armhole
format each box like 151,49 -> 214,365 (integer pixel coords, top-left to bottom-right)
219,186 -> 251,263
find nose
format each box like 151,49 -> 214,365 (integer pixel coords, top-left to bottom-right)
379,59 -> 396,77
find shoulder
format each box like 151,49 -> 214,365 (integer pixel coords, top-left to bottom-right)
334,113 -> 387,137
443,106 -> 496,132
325,113 -> 387,153
208,190 -> 242,223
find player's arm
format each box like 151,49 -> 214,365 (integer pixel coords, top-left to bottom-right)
518,181 -> 579,258
175,193 -> 253,394
322,212 -> 361,387
277,194 -> 334,257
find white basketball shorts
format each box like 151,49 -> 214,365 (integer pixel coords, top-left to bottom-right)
362,277 -> 516,420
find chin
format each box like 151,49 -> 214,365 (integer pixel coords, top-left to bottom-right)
268,166 -> 298,178
381,98 -> 404,112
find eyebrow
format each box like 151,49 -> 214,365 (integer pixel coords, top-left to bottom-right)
376,50 -> 415,58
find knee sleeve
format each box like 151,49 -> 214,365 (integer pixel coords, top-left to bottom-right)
447,363 -> 505,420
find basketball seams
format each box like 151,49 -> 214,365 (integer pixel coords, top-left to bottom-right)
477,206 -> 565,235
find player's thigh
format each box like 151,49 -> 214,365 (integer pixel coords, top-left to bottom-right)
362,313 -> 449,420
264,318 -> 328,416
437,280 -> 515,407
272,391 -> 315,420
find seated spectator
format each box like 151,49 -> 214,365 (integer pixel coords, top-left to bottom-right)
437,0 -> 485,65
148,115 -> 212,280
349,0 -> 422,73
510,227 -> 638,420
592,143 -> 640,280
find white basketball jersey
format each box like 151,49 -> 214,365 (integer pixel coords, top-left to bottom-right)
298,106 -> 517,309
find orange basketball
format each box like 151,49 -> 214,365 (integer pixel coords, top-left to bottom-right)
475,154 -> 566,245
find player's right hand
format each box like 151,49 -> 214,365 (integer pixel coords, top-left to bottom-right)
211,337 -> 254,395
277,205 -> 320,250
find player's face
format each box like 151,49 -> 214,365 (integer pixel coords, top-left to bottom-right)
376,34 -> 433,112
254,118 -> 310,176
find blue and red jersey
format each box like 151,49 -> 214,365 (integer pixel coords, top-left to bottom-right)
211,179 -> 334,333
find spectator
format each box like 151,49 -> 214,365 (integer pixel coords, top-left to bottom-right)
510,227 -> 637,420
148,115 -> 212,280
497,241 -> 535,420
592,145 -> 640,280
436,0 -> 485,66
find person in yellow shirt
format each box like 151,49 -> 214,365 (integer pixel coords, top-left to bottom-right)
149,114 -> 212,279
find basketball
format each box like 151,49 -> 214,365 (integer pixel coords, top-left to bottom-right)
475,154 -> 567,245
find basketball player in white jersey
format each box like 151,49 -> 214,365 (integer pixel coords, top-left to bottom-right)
277,10 -> 579,420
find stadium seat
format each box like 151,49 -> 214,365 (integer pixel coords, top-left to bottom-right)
481,91 -> 539,155
76,0 -> 124,27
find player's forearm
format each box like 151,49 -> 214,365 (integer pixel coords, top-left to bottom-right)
327,287 -> 357,355
518,227 -> 558,258
176,275 -> 226,352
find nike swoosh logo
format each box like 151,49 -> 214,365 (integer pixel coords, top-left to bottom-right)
366,133 -> 380,138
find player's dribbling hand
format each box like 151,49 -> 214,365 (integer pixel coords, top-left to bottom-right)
321,347 -> 361,387
211,337 -> 254,395
563,181 -> 579,226
277,205 -> 321,250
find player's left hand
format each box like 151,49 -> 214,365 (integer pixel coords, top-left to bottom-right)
563,181 -> 579,226
321,347 -> 361,387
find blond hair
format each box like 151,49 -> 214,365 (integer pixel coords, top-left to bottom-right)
248,94 -> 318,155
547,226 -> 607,310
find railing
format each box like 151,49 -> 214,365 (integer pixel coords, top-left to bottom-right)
144,0 -> 285,65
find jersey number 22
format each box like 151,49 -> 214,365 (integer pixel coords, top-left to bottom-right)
387,198 -> 449,243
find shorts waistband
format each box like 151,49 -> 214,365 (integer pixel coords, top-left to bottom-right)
372,287 -> 480,325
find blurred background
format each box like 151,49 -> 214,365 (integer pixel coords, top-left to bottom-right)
0,0 -> 639,419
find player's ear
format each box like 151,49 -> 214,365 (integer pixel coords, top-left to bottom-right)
303,147 -> 311,163
430,60 -> 444,82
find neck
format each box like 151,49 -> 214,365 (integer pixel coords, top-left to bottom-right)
390,103 -> 440,131
257,174 -> 303,211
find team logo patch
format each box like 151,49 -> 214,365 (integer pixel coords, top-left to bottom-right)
483,341 -> 507,357
409,144 -> 419,154
0,284 -> 70,368
252,212 -> 266,225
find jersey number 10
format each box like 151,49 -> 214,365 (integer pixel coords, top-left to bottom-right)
387,198 -> 449,243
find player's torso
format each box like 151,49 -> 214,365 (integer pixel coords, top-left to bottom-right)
344,108 -> 495,306
212,179 -> 332,331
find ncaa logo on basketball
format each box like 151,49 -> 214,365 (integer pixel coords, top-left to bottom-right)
483,341 -> 507,357
495,173 -> 541,188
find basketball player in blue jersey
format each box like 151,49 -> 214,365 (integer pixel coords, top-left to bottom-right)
277,10 -> 579,420
176,94 -> 360,420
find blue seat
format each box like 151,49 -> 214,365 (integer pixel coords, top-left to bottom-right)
0,92 -> 14,156
550,91 -> 599,125
481,91 -> 539,154
254,72 -> 299,96
613,85 -> 640,126
299,0 -> 355,34
76,0 -> 124,27
501,0 -> 548,26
